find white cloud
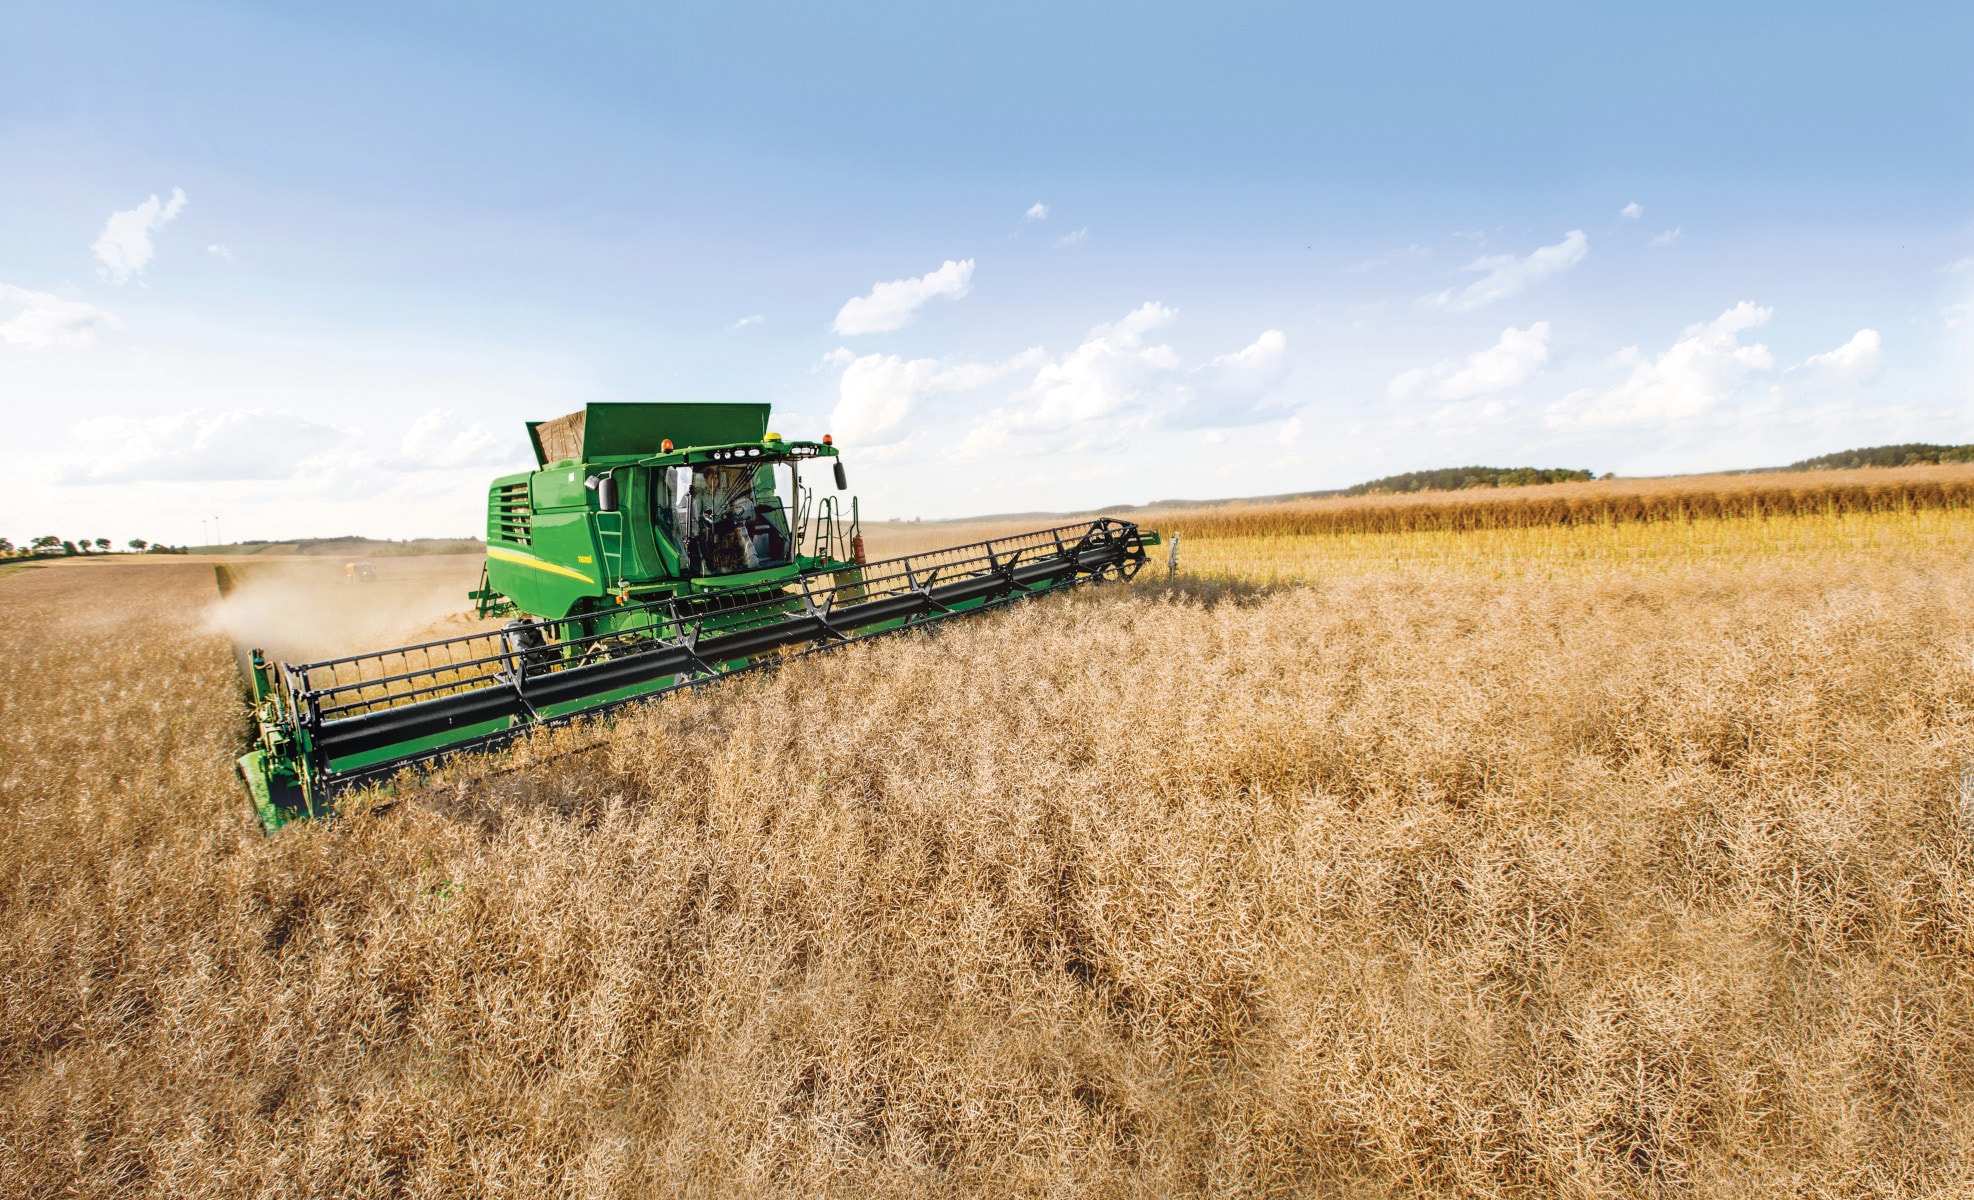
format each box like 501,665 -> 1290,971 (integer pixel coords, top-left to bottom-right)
1205,329 -> 1288,390
948,422 -> 1012,460
1548,302 -> 1774,427
965,309 -> 1291,445
1025,202 -> 1050,222
58,408 -> 347,483
828,305 -> 1293,459
207,244 -> 233,261
1004,302 -> 1178,433
832,356 -> 937,445
1803,328 -> 1882,377
1055,227 -> 1089,249
727,314 -> 764,330
1172,326 -> 1300,430
818,347 -> 856,368
1620,202 -> 1643,220
1422,230 -> 1587,311
0,284 -> 122,348
832,259 -> 974,335
394,409 -> 510,470
829,349 -> 1039,447
1940,255 -> 1974,274
1424,397 -> 1513,433
948,306 -> 1185,459
1651,227 -> 1682,246
1390,322 -> 1551,401
93,188 -> 188,284
1277,416 -> 1304,445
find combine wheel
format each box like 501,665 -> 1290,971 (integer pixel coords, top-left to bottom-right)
501,619 -> 556,676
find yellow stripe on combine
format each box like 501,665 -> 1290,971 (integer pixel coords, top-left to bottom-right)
488,545 -> 594,585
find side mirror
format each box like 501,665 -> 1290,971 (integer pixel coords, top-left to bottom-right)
833,461 -> 848,491
597,475 -> 619,513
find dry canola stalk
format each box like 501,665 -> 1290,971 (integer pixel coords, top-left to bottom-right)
7,534 -> 1974,1195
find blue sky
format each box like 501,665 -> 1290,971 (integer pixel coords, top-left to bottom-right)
2,1 -> 1970,543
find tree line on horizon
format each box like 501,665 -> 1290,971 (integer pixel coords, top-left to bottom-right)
1787,443 -> 1974,470
1342,443 -> 1974,499
1346,466 -> 1600,496
1,537 -> 187,558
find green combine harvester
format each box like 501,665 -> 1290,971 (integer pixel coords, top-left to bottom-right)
237,402 -> 1159,829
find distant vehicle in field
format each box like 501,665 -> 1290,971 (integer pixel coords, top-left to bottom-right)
344,561 -> 375,583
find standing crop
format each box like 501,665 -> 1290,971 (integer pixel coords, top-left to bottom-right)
1,507 -> 1971,1196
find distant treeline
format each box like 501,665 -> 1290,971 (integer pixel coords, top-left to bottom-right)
1346,467 -> 1596,496
1788,444 -> 1974,471
2,537 -> 185,558
1163,477 -> 1974,540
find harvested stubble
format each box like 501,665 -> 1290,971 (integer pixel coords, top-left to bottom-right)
3,528 -> 1974,1196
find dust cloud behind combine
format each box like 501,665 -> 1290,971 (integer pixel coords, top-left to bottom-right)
209,555 -> 491,667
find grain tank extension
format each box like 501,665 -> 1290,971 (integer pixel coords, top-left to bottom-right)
237,402 -> 1159,829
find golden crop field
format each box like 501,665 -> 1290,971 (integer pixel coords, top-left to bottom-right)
4,474 -> 1974,1197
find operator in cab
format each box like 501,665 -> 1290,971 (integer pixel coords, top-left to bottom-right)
683,464 -> 790,575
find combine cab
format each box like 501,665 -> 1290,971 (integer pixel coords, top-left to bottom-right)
237,402 -> 1158,830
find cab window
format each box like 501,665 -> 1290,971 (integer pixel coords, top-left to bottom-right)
655,461 -> 796,576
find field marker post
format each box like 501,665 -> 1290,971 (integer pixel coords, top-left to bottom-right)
1167,532 -> 1180,578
